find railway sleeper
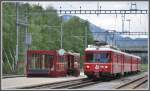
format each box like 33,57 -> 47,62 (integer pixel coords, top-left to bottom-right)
116,75 -> 148,89
132,78 -> 148,89
51,79 -> 92,89
68,81 -> 100,89
18,78 -> 87,89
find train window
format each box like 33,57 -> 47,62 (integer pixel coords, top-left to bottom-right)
28,54 -> 54,70
94,53 -> 110,63
117,55 -> 119,63
85,53 -> 110,63
116,55 -> 118,63
85,53 -> 94,62
44,54 -> 53,69
59,56 -> 65,62
124,56 -> 127,63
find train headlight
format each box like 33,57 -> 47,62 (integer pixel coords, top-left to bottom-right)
86,65 -> 90,69
51,66 -> 54,71
105,66 -> 108,68
100,66 -> 104,68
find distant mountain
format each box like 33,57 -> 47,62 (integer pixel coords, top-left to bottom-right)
61,15 -> 148,48
89,23 -> 106,41
61,15 -> 74,21
89,23 -> 125,45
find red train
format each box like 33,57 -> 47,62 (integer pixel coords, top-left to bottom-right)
84,45 -> 141,79
26,49 -> 80,77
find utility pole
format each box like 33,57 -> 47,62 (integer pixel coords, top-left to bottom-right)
112,32 -> 115,46
15,2 -> 19,73
130,2 -> 137,10
105,31 -> 108,43
24,15 -> 28,75
121,14 -> 125,32
60,22 -> 63,49
85,25 -> 87,48
114,32 -> 116,46
97,1 -> 99,16
60,8 -> 63,49
126,19 -> 131,32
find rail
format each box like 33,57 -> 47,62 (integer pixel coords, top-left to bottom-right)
17,78 -> 101,89
116,75 -> 148,89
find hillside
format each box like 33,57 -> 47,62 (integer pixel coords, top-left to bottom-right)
2,3 -> 94,74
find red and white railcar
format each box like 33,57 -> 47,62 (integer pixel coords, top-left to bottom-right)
84,45 -> 141,79
26,49 -> 80,77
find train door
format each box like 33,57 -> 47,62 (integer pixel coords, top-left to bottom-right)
121,54 -> 124,75
66,54 -> 74,76
137,58 -> 138,71
66,54 -> 80,76
68,55 -> 73,70
131,57 -> 132,72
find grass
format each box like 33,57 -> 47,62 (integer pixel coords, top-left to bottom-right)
141,64 -> 148,71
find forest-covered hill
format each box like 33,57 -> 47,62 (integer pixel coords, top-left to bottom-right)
2,2 -> 94,74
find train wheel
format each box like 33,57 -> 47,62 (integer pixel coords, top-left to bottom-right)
116,73 -> 121,79
92,76 -> 99,81
101,75 -> 114,81
124,72 -> 127,76
92,72 -> 100,81
87,75 -> 93,79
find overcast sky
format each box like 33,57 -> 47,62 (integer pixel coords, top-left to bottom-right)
26,1 -> 148,38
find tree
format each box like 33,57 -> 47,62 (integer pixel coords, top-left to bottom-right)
2,2 -> 94,74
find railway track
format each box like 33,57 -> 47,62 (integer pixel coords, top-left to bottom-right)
12,71 -> 147,89
116,75 -> 148,89
18,78 -> 101,89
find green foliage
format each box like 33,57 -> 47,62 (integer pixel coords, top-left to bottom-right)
141,64 -> 148,71
3,2 -> 16,74
2,2 -> 94,74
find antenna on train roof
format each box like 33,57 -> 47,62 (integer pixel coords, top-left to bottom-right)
90,40 -> 121,51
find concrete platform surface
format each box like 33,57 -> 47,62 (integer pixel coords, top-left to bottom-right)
2,72 -> 86,89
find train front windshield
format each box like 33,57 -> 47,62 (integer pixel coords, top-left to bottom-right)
86,53 -> 110,63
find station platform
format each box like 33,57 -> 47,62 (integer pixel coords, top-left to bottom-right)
2,72 -> 86,89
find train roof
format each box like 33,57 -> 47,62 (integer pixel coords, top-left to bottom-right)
67,51 -> 80,56
85,45 -> 141,59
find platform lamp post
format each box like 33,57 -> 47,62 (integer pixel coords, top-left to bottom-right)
121,14 -> 125,32
60,23 -> 63,49
126,19 -> 131,32
15,2 -> 19,73
60,6 -> 63,49
112,30 -> 116,47
106,30 -> 116,47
